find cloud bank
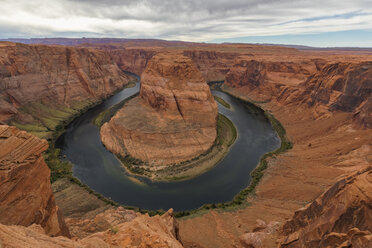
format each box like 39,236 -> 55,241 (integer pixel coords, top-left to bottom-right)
0,0 -> 371,45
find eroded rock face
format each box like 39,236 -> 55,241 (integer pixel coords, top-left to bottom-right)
0,209 -> 183,248
239,220 -> 280,248
0,125 -> 69,237
225,57 -> 320,89
224,57 -> 372,128
183,50 -> 238,82
0,42 -> 131,131
101,52 -> 218,166
303,62 -> 372,128
224,56 -> 320,103
279,167 -> 372,248
107,48 -> 157,75
66,207 -> 137,239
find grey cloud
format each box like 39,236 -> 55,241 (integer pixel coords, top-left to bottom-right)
0,0 -> 371,42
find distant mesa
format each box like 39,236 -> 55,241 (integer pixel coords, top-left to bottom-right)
101,52 -> 218,166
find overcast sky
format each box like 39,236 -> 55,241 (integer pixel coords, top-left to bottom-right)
0,0 -> 371,47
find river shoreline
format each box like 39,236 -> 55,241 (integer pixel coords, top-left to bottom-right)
115,112 -> 237,182
53,80 -> 287,217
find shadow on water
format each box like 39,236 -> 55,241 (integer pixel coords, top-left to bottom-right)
56,79 -> 280,211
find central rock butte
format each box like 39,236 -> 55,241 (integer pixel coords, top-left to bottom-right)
101,52 -> 218,166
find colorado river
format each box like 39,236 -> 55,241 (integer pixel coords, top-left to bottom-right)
56,80 -> 280,211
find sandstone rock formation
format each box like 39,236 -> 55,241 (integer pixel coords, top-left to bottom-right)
279,167 -> 372,248
224,56 -> 372,128
104,49 -> 238,85
66,206 -> 137,239
0,125 -> 69,237
0,42 -> 132,137
0,125 -> 183,247
107,48 -> 157,75
179,48 -> 372,248
101,52 -> 218,166
0,209 -> 183,248
183,50 -> 238,82
303,61 -> 372,128
224,56 -> 321,101
239,219 -> 280,248
1,40 -> 371,248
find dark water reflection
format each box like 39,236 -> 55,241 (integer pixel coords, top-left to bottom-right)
56,82 -> 280,211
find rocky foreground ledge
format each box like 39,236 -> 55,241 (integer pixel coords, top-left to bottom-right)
101,52 -> 218,167
279,166 -> 372,247
0,124 -> 183,247
0,125 -> 69,237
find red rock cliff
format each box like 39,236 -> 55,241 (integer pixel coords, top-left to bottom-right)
0,42 -> 131,135
0,124 -> 183,247
224,56 -> 321,102
0,208 -> 183,247
0,125 -> 69,237
224,57 -> 372,128
303,61 -> 372,128
107,48 -> 157,75
93,47 -> 238,82
101,52 -> 218,166
183,50 -> 238,82
279,167 -> 372,248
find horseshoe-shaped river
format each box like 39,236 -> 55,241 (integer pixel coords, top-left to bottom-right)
56,80 -> 280,211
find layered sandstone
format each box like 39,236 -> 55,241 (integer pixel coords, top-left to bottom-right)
101,52 -> 218,166
303,61 -> 372,128
224,56 -> 322,102
183,50 -> 238,82
179,52 -> 372,248
0,125 -> 69,237
65,206 -> 137,239
0,42 -> 131,137
103,48 -> 238,82
279,167 -> 372,248
0,124 -> 182,247
224,57 -> 372,128
1,40 -> 371,247
0,209 -> 183,248
107,48 -> 157,75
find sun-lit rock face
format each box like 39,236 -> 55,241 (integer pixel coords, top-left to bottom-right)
279,167 -> 372,248
0,209 -> 183,248
0,125 -> 70,237
101,52 -> 218,166
0,42 -> 131,131
224,57 -> 372,128
303,61 -> 372,128
139,52 -> 218,124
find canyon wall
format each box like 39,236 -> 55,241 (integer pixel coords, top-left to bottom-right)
303,61 -> 372,128
279,167 -> 372,248
107,48 -> 157,75
0,125 -> 69,237
180,52 -> 371,247
106,48 -> 238,82
78,44 -> 241,83
0,42 -> 132,138
224,56 -> 323,101
101,52 -> 218,166
0,40 -> 370,247
183,50 -> 238,82
0,125 -> 183,247
224,57 -> 372,127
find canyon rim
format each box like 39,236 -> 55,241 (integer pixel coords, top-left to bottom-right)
0,1 -> 372,247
